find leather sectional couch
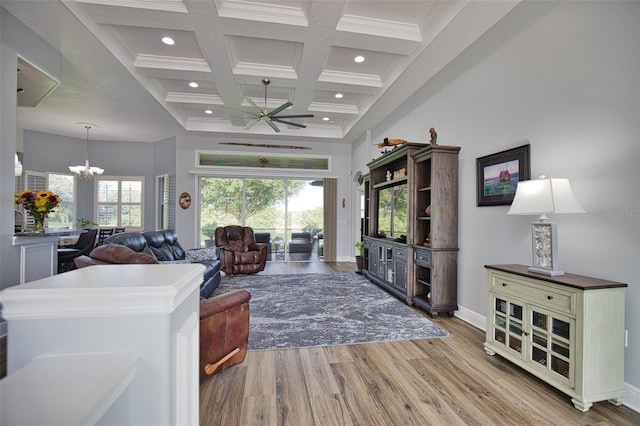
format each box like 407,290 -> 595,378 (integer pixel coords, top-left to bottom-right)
74,229 -> 221,298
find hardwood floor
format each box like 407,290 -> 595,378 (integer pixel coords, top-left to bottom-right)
201,261 -> 640,425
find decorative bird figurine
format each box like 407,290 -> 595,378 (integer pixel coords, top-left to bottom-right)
429,128 -> 437,145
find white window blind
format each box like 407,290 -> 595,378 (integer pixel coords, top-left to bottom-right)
96,176 -> 144,230
21,171 -> 46,231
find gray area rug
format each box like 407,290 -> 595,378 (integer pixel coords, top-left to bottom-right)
213,272 -> 450,350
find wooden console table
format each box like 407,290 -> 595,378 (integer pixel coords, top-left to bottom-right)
484,264 -> 627,411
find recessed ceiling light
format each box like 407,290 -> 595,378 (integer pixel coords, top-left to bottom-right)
322,117 -> 330,121
162,36 -> 175,45
189,82 -> 199,88
205,109 -> 213,114
334,93 -> 343,99
354,55 -> 365,63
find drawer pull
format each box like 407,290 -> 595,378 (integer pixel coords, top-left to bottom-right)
502,282 -> 508,287
547,295 -> 554,300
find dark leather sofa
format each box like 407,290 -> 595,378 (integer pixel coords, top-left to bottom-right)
74,229 -> 221,298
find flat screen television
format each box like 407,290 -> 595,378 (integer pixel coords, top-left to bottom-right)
377,184 -> 408,239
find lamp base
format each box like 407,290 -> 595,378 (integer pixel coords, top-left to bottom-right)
530,221 -> 563,276
528,266 -> 565,276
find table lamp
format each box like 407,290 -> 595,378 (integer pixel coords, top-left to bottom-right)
507,176 -> 584,276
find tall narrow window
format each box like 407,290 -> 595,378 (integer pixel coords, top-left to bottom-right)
156,174 -> 170,230
48,173 -> 76,228
96,176 -> 144,230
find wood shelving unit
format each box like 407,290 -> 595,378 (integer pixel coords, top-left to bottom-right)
363,143 -> 460,316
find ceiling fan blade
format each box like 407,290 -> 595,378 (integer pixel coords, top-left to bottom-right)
215,104 -> 261,118
245,118 -> 263,130
273,114 -> 314,119
267,101 -> 293,117
265,118 -> 281,133
245,97 -> 265,115
273,118 -> 307,128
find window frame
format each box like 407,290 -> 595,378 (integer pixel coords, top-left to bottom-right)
95,175 -> 145,231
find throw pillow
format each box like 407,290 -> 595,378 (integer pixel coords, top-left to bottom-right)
89,244 -> 159,264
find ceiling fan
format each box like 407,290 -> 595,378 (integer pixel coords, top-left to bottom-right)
239,78 -> 314,133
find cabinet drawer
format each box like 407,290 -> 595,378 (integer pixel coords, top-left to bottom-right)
415,249 -> 431,268
490,273 -> 576,315
394,247 -> 407,258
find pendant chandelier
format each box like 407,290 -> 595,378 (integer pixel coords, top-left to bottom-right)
69,124 -> 104,179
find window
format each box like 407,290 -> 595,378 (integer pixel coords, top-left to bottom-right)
47,173 -> 76,228
96,176 -> 144,230
21,171 -> 76,230
156,173 -> 173,230
198,177 -> 324,259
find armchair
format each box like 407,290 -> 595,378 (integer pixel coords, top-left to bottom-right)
215,226 -> 267,275
288,232 -> 313,261
200,289 -> 251,380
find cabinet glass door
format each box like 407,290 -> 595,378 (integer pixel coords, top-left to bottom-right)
394,260 -> 407,290
492,296 -> 524,359
385,247 -> 394,283
368,243 -> 378,277
530,308 -> 573,385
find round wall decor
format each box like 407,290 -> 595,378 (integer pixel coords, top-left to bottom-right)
179,192 -> 191,209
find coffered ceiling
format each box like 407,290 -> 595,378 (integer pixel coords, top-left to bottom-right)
4,0 -> 519,143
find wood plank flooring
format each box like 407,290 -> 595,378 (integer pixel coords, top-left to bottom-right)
201,261 -> 640,425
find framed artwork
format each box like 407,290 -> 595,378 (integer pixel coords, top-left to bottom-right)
476,144 -> 530,206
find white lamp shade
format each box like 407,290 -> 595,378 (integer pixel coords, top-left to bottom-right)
508,178 -> 585,216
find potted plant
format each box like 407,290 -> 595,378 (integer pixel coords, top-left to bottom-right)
354,241 -> 364,273
77,218 -> 98,229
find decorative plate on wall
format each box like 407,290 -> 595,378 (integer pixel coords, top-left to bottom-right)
179,192 -> 191,209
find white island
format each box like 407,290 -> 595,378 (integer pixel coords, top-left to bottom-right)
0,263 -> 204,425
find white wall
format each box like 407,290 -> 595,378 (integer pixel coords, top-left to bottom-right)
353,1 -> 640,397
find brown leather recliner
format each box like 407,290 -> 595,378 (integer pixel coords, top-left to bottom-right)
74,244 -> 251,379
200,289 -> 251,380
215,226 -> 267,275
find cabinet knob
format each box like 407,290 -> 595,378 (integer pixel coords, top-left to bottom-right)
502,282 -> 507,287
547,295 -> 553,300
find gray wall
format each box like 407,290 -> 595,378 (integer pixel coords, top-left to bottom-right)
352,1 -> 640,399
1,9 -> 60,289
173,132 -> 353,254
22,130 -> 157,232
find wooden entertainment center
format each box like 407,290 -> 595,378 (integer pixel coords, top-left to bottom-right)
362,143 -> 460,316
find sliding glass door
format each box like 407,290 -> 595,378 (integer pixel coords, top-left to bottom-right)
199,177 -> 323,261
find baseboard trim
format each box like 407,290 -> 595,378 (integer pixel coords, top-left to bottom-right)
454,304 -> 639,414
623,382 -> 640,413
454,304 -> 485,331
